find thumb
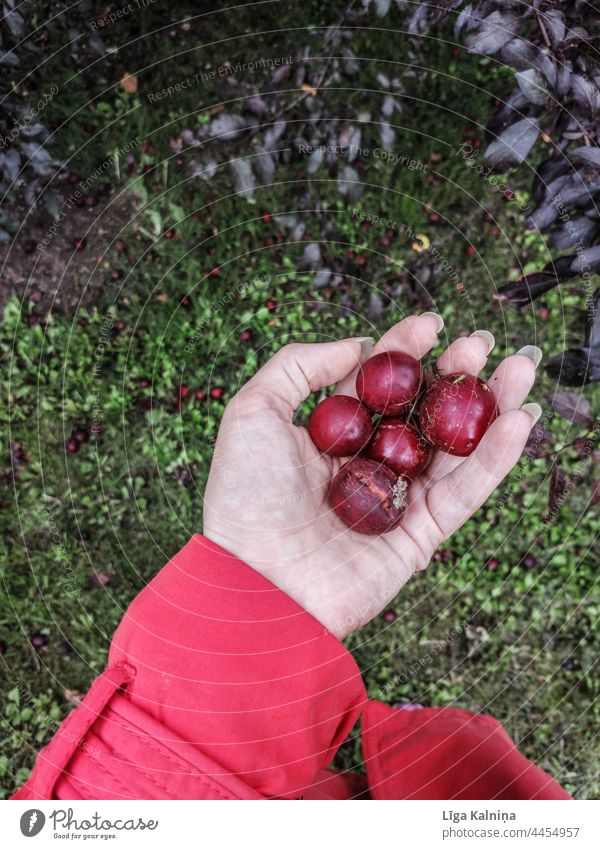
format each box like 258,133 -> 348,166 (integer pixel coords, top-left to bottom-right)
234,338 -> 373,418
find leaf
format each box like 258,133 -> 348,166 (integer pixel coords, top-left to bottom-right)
571,74 -> 600,118
585,288 -> 600,349
313,268 -> 331,288
494,262 -> 571,305
523,423 -> 553,459
549,391 -> 593,427
484,117 -> 539,171
229,158 -> 255,198
546,347 -> 600,386
20,143 -> 59,177
4,7 -> 24,38
187,158 -> 217,181
374,0 -> 391,14
253,148 -> 275,184
485,91 -> 528,140
570,245 -> 600,276
540,10 -> 566,46
0,148 -> 20,182
571,75 -> 600,117
210,113 -> 246,140
88,34 -> 106,57
0,50 -> 19,66
20,122 -> 46,138
515,69 -> 549,105
272,62 -> 292,84
466,12 -> 520,56
556,60 -> 572,98
341,48 -> 359,77
347,127 -> 362,162
570,146 -> 600,168
534,52 -> 557,88
381,94 -> 395,117
589,478 -> 600,508
549,216 -> 597,250
380,121 -> 395,151
532,159 -> 569,206
337,165 -> 362,203
501,38 -> 538,71
297,241 -> 321,270
262,120 -> 286,152
547,464 -> 567,518
246,94 -> 268,115
367,292 -> 385,320
306,147 -> 324,175
120,72 -> 138,94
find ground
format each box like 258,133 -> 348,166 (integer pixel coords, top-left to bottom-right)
0,3 -> 599,799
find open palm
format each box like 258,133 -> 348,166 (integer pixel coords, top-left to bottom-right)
203,314 -> 539,639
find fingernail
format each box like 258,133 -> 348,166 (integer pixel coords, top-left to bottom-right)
521,402 -> 542,424
422,312 -> 444,333
470,329 -> 495,353
516,345 -> 543,368
359,337 -> 375,360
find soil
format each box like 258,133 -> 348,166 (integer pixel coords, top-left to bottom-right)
0,191 -> 140,316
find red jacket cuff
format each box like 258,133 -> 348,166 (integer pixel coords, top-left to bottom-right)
100,534 -> 366,798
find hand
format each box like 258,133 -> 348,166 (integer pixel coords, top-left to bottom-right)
203,314 -> 540,639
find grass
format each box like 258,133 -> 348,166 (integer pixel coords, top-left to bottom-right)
1,3 -> 599,798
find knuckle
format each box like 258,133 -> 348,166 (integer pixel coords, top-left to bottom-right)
276,342 -> 303,362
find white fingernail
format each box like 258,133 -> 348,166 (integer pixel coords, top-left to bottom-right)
470,329 -> 495,353
521,402 -> 542,424
356,337 -> 375,360
422,312 -> 444,333
516,345 -> 543,369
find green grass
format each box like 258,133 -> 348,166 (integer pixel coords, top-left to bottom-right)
1,5 -> 599,799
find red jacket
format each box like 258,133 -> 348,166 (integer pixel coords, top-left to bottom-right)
13,536 -> 570,800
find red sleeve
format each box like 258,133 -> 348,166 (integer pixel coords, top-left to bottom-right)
13,535 -> 366,800
362,701 -> 571,800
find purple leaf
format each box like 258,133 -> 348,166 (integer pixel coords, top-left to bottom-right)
495,256 -> 576,304
337,165 -> 362,203
485,90 -> 528,141
546,348 -> 600,385
246,95 -> 268,115
254,149 -> 276,185
571,75 -> 600,117
540,10 -> 566,46
547,464 -> 567,518
262,120 -> 286,152
484,117 -> 539,170
523,423 -> 553,459
209,113 -> 246,140
271,63 -> 292,84
570,245 -> 600,276
585,288 -> 600,349
306,148 -> 324,175
380,122 -> 395,151
297,242 -> 321,270
500,38 -> 537,71
556,60 -> 573,98
515,69 -> 549,105
570,146 -> 600,168
549,390 -> 593,427
548,216 -> 597,250
367,292 -> 385,320
466,12 -> 520,56
229,158 -> 255,198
